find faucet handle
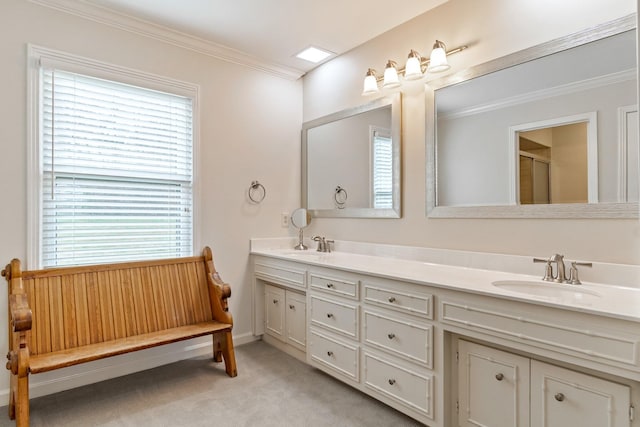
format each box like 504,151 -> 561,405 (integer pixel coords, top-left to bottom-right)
325,239 -> 334,253
533,257 -> 553,281
568,261 -> 592,285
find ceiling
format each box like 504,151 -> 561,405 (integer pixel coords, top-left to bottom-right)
83,0 -> 449,77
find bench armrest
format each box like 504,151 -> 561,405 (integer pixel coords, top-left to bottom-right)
202,247 -> 233,325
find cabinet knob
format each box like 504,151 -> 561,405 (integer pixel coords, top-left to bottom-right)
388,297 -> 396,303
554,393 -> 565,402
495,373 -> 504,381
327,313 -> 334,319
272,299 -> 278,304
289,304 -> 295,310
327,351 -> 334,357
327,283 -> 334,288
388,379 -> 396,385
387,333 -> 396,340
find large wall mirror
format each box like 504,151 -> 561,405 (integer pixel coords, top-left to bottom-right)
426,14 -> 638,218
302,94 -> 401,218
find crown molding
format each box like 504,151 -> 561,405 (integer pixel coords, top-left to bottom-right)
28,0 -> 305,81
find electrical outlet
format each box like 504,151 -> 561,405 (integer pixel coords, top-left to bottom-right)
281,212 -> 289,227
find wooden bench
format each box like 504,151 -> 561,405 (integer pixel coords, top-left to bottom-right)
3,246 -> 237,427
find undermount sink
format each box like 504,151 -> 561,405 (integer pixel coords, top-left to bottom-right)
492,280 -> 602,302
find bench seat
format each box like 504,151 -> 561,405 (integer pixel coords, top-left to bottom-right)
30,321 -> 232,374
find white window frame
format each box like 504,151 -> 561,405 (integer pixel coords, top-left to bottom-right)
27,45 -> 201,269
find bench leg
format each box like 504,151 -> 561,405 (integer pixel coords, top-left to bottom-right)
213,331 -> 237,377
8,371 -> 29,427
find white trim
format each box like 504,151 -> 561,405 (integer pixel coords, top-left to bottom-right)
28,0 -> 304,81
0,332 -> 257,405
27,44 -> 201,267
438,70 -> 636,121
617,105 -> 639,202
508,112 -> 598,205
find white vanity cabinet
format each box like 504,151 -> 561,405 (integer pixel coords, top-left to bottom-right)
457,340 -> 530,427
251,250 -> 640,427
361,278 -> 435,421
308,267 -> 361,386
264,284 -> 306,352
254,257 -> 307,360
458,339 -> 631,427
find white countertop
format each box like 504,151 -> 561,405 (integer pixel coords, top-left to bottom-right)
252,248 -> 640,323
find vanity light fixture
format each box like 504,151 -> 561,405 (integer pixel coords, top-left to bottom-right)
362,40 -> 467,95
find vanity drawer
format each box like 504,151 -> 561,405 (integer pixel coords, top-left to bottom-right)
309,272 -> 358,299
363,282 -> 433,319
364,310 -> 432,368
441,299 -> 640,369
254,261 -> 306,291
310,329 -> 359,382
363,352 -> 433,419
311,296 -> 359,339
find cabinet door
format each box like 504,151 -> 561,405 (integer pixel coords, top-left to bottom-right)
285,291 -> 306,351
264,284 -> 286,341
458,340 -> 530,427
531,360 -> 631,427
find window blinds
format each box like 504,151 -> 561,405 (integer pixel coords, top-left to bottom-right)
41,68 -> 193,267
372,133 -> 393,209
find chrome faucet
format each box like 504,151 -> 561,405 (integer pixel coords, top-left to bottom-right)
312,236 -> 334,253
533,254 -> 592,285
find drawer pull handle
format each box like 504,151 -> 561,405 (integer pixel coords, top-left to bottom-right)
272,299 -> 278,304
327,313 -> 334,319
289,304 -> 295,310
387,333 -> 395,340
495,373 -> 504,381
554,393 -> 565,402
327,283 -> 334,288
388,379 -> 396,385
327,351 -> 334,357
388,297 -> 396,303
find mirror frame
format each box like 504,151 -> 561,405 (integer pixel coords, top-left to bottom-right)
302,93 -> 402,218
426,14 -> 639,219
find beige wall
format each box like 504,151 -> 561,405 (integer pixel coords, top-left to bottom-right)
0,0 -> 302,399
303,0 -> 640,265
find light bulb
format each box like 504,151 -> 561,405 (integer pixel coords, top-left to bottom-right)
362,69 -> 379,95
404,50 -> 423,80
427,40 -> 450,73
382,60 -> 400,89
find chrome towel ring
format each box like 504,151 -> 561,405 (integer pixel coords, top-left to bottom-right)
334,186 -> 347,208
248,180 -> 266,203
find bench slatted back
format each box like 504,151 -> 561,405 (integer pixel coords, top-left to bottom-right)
21,256 -> 213,356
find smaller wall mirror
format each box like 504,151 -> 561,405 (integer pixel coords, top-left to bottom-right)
291,208 -> 311,250
302,94 -> 402,218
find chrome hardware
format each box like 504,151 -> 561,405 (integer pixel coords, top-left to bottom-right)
326,283 -> 334,288
568,261 -> 592,285
312,236 -> 334,253
388,379 -> 396,385
327,313 -> 334,318
388,297 -> 396,303
554,393 -> 565,402
327,351 -> 334,357
534,254 -> 593,285
495,373 -> 504,381
533,257 -> 553,281
387,333 -> 395,340
289,304 -> 295,310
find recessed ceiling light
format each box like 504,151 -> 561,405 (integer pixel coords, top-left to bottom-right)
295,46 -> 334,63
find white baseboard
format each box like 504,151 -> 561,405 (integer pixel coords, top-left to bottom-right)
0,332 -> 258,406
